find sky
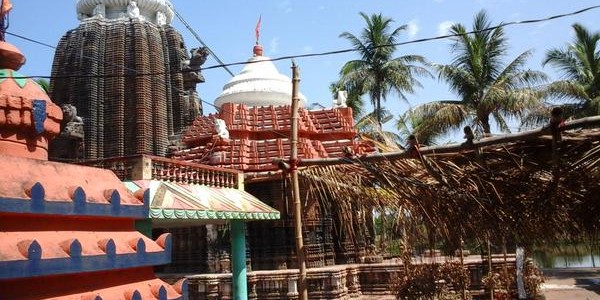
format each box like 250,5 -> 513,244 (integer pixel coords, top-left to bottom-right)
7,0 -> 600,141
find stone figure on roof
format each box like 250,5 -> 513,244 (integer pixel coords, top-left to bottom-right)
92,3 -> 105,18
61,104 -> 83,125
156,11 -> 166,26
182,47 -> 209,88
214,119 -> 229,140
189,47 -> 210,71
127,1 -> 140,18
334,90 -> 348,108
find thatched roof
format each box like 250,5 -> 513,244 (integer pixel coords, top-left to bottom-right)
297,116 -> 600,246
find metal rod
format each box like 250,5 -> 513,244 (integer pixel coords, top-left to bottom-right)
290,60 -> 308,300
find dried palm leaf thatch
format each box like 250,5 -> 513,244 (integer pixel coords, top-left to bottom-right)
296,122 -> 599,249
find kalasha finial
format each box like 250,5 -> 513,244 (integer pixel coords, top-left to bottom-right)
0,0 -> 12,41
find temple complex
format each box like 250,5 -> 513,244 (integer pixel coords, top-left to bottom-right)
49,0 -> 205,160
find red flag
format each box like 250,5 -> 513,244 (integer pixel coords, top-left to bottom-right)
255,16 -> 262,43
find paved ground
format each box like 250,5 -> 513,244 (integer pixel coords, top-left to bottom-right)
542,268 -> 600,300
357,268 -> 600,300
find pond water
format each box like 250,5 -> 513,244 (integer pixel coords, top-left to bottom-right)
533,245 -> 600,268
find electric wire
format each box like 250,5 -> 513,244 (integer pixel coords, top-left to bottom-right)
170,4 -> 235,77
6,4 -> 599,79
4,5 -> 599,144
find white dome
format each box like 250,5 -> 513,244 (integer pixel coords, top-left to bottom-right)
214,55 -> 307,108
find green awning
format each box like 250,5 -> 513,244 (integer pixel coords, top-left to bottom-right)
124,180 -> 280,221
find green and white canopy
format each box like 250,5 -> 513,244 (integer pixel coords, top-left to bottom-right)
124,180 -> 280,222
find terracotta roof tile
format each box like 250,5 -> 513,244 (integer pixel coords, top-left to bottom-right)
0,154 -> 147,218
0,267 -> 186,300
0,231 -> 171,279
174,103 -> 375,171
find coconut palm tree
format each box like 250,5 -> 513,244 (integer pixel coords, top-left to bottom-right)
35,78 -> 50,93
543,23 -> 600,117
338,12 -> 430,129
406,10 -> 547,141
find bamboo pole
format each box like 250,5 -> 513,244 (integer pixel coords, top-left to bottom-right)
291,61 -> 308,300
460,238 -> 467,300
487,238 -> 494,300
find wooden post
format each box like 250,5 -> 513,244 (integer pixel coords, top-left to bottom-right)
487,238 -> 494,300
291,61 -> 308,300
460,238 -> 467,300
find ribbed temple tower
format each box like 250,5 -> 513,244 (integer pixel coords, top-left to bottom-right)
49,0 -> 204,160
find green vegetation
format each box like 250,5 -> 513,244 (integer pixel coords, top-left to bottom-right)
404,10 -> 547,142
337,12 -> 430,129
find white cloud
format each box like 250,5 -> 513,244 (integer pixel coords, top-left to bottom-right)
407,19 -> 419,39
301,45 -> 313,54
437,21 -> 454,37
536,21 -> 549,29
278,0 -> 292,13
317,5 -> 325,11
270,37 -> 280,54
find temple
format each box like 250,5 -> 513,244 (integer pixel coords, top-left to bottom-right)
49,0 -> 205,160
170,42 -> 379,272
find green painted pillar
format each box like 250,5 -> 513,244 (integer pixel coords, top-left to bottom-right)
135,218 -> 152,238
231,220 -> 248,300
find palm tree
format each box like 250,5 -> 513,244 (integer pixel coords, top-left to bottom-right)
35,78 -> 50,93
395,113 -> 439,146
543,23 -> 600,117
338,12 -> 430,129
355,108 -> 404,151
407,10 -> 547,141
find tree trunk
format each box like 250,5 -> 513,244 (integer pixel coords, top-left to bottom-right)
375,91 -> 382,130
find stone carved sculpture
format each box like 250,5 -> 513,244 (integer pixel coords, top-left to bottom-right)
182,47 -> 210,89
214,119 -> 229,140
77,13 -> 89,21
61,104 -> 83,125
156,11 -> 167,26
127,1 -> 140,18
189,47 -> 210,71
334,90 -> 348,108
51,104 -> 85,160
93,3 -> 105,18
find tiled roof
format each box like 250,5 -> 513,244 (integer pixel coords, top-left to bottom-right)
0,267 -> 186,300
0,154 -> 186,299
0,154 -> 147,218
173,103 -> 376,171
0,231 -> 171,279
124,180 -> 280,221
